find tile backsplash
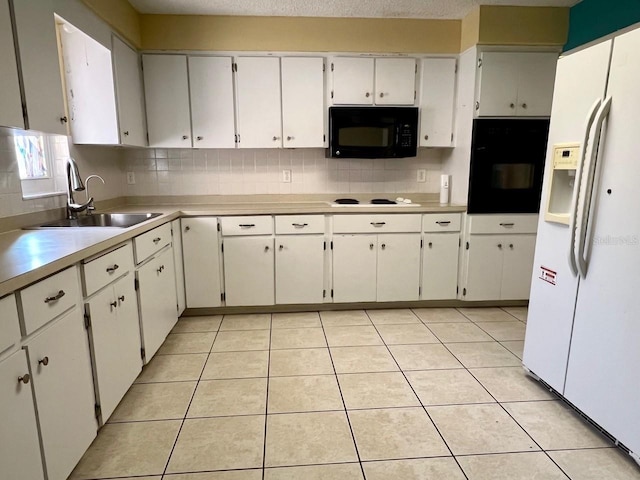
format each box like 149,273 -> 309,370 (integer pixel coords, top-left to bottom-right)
123,147 -> 444,197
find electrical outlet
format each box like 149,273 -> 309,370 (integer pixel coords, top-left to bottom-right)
417,169 -> 427,183
282,169 -> 292,183
127,172 -> 136,185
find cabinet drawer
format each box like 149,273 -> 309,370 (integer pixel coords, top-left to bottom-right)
221,216 -> 273,236
82,243 -> 134,297
0,294 -> 21,354
423,213 -> 461,232
21,266 -> 79,335
134,223 -> 172,264
275,215 -> 324,234
333,214 -> 421,233
468,214 -> 538,234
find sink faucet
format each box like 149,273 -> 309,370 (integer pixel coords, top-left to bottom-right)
66,158 -> 93,219
84,175 -> 105,215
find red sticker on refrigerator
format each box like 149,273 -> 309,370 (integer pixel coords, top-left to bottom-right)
539,266 -> 557,285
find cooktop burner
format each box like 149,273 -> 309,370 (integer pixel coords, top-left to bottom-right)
334,198 -> 359,204
370,198 -> 397,204
331,198 -> 421,207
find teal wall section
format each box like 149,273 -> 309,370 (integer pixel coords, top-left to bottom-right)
565,0 -> 640,51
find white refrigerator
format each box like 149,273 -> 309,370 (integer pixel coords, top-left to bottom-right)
523,26 -> 640,462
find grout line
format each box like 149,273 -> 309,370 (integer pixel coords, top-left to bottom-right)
262,314 -> 273,480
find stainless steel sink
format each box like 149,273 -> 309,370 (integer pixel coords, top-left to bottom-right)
29,213 -> 162,229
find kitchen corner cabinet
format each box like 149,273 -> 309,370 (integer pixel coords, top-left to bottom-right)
181,217 -> 222,308
59,23 -> 119,145
143,54 -> 192,148
476,51 -> 558,117
235,57 -> 282,148
24,308 -> 97,480
419,58 -> 456,147
0,0 -> 24,129
11,0 -> 67,134
281,57 -> 326,148
189,56 -> 236,148
112,36 -> 146,146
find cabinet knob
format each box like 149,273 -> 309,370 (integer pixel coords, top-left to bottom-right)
287,136 -> 293,141
18,374 -> 30,385
509,244 -> 514,249
196,136 -> 203,141
369,243 -> 374,250
498,243 -> 503,249
153,237 -> 162,244
273,136 -> 280,141
182,135 -> 189,140
428,242 -> 433,248
110,301 -> 117,310
379,92 -> 384,98
106,264 -> 119,274
279,245 -> 284,251
365,92 -> 370,98
424,134 -> 429,140
44,290 -> 65,304
475,101 -> 480,111
381,243 -> 386,250
521,103 -> 528,109
157,265 -> 165,274
38,357 -> 49,366
118,295 -> 125,303
60,116 -> 68,124
123,131 -> 129,136
184,226 -> 190,232
510,103 -> 515,109
264,246 -> 270,252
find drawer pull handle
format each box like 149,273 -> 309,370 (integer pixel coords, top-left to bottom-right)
106,264 -> 120,274
239,224 -> 255,228
110,301 -> 117,311
370,222 -> 386,227
44,290 -> 65,304
38,357 -> 49,366
18,374 -> 30,384
292,223 -> 308,228
118,295 -> 125,303
436,221 -> 451,225
184,226 -> 191,232
153,237 -> 162,244
157,265 -> 165,274
499,223 -> 515,227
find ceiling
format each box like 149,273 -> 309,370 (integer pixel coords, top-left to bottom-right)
127,0 -> 581,20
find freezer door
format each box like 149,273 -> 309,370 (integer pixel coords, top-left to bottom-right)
523,39 -> 612,393
564,27 -> 640,455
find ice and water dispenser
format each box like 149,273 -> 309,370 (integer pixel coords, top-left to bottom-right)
544,143 -> 580,225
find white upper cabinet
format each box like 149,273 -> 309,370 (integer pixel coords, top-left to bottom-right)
281,57 -> 325,148
59,23 -> 119,145
143,54 -> 192,148
375,57 -> 416,105
112,36 -> 146,146
419,58 -> 456,147
476,51 -> 558,117
331,57 -> 375,105
0,0 -> 24,129
189,56 -> 236,148
12,0 -> 67,134
235,56 -> 282,148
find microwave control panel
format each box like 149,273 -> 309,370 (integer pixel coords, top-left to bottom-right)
552,143 -> 580,170
399,124 -> 414,148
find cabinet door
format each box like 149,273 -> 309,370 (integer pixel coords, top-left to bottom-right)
224,236 -> 275,306
332,235 -> 377,303
172,219 -> 186,314
182,217 -> 222,308
59,25 -> 119,145
331,57 -> 374,105
137,248 -> 178,362
281,57 -> 325,148
422,233 -> 460,300
112,36 -> 146,146
377,233 -> 421,302
189,56 -> 236,148
464,235 -> 504,301
0,350 -> 45,480
375,58 -> 416,105
476,52 -> 519,117
235,57 -> 282,148
113,274 -> 142,400
515,52 -> 558,117
501,234 -> 536,300
12,0 -> 67,134
275,235 -> 324,304
143,55 -> 192,148
26,308 -> 96,480
0,0 -> 24,129
419,58 -> 456,147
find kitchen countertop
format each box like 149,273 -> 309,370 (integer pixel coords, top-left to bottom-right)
0,197 -> 466,298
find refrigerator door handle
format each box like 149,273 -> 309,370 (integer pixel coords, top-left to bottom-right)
568,98 -> 601,276
575,96 -> 612,278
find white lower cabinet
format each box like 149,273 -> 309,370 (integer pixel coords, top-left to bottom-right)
86,274 -> 141,424
24,308 -> 97,480
0,350 -> 45,480
422,233 -> 460,300
137,247 -> 178,362
377,234 -> 421,302
275,235 -> 325,304
332,235 -> 377,303
223,237 -> 275,306
182,217 -> 222,308
500,235 -> 537,300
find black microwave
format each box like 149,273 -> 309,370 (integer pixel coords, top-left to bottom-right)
328,106 -> 418,158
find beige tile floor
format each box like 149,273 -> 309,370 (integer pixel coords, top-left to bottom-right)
69,307 -> 640,480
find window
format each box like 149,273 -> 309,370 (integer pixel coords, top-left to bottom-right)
13,132 -> 68,199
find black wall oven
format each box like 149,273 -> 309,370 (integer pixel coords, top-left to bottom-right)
467,118 -> 550,214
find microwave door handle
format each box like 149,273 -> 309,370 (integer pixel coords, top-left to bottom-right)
568,98 -> 601,277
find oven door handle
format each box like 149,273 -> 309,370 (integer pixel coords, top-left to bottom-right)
568,98 -> 601,277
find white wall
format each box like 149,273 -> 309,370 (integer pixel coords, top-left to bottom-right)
122,147 -> 444,197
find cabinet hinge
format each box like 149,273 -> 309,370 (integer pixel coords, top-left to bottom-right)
330,241 -> 334,250
415,63 -> 418,74
221,292 -> 226,302
146,132 -> 149,144
323,241 -> 326,250
323,289 -> 326,298
475,101 -> 480,111
457,285 -> 459,294
478,57 -> 482,68
94,403 -> 101,420
233,62 -> 237,72
466,241 -> 469,250
221,243 -> 224,253
331,62 -> 334,72
414,90 -> 417,100
217,222 -> 221,232
84,312 -> 91,329
455,61 -> 458,74
331,289 -> 334,298
323,134 -> 326,143
418,286 -> 421,296
323,63 -> 326,72
459,238 -> 461,247
176,303 -> 179,313
451,133 -> 454,142
134,278 -> 140,290
331,91 -> 334,99
140,348 -> 146,362
463,288 -> 467,296
420,239 -> 423,249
